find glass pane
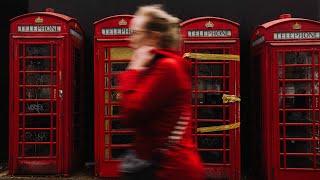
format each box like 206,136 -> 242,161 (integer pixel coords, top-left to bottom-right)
286,156 -> 313,168
111,90 -> 119,102
25,116 -> 51,128
112,134 -> 134,144
25,87 -> 51,99
286,125 -> 313,138
24,144 -> 50,156
105,148 -> 109,160
110,47 -> 133,60
279,82 -> 312,94
111,149 -> 127,159
285,66 -> 314,79
20,130 -> 50,142
197,64 -> 225,76
25,73 -> 55,85
199,151 -> 223,163
197,107 -> 223,119
197,93 -> 222,105
111,120 -> 130,130
197,136 -> 224,149
111,106 -> 120,115
25,101 -> 51,113
25,59 -> 51,71
104,105 -> 109,116
196,49 -> 224,54
197,79 -> 224,91
104,77 -> 108,88
286,140 -> 313,153
111,62 -> 128,72
285,52 -> 312,64
104,91 -> 109,103
280,96 -> 312,108
281,111 -> 313,123
105,134 -> 109,144
105,120 -> 109,130
111,75 -> 119,87
105,63 -> 108,73
25,44 -> 51,56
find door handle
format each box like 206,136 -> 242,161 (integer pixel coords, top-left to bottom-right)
59,89 -> 63,98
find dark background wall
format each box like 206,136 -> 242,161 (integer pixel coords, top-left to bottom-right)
1,0 -> 319,178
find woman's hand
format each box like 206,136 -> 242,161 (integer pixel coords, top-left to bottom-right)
127,46 -> 155,70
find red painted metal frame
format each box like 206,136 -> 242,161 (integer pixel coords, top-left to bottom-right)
181,17 -> 240,180
9,10 -> 85,175
94,15 -> 134,177
251,15 -> 320,180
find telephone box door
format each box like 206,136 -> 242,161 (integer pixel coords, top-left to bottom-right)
184,43 -> 240,179
271,46 -> 320,179
11,39 -> 63,174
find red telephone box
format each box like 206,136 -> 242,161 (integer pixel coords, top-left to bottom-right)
251,14 -> 320,180
94,15 -> 134,177
181,17 -> 241,180
9,9 -> 85,175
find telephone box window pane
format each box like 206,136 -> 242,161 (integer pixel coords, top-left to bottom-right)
111,91 -> 119,102
111,149 -> 127,159
104,105 -> 109,116
197,107 -> 223,119
19,45 -> 23,56
111,120 -> 130,130
24,144 -> 50,157
286,140 -> 313,153
315,52 -> 319,64
105,149 -> 109,160
111,75 -> 119,87
285,52 -> 312,64
198,79 -> 224,91
105,91 -> 109,103
285,67 -> 314,79
197,93 -> 222,105
25,73 -> 55,85
111,62 -> 128,72
105,120 -> 109,130
20,130 -> 50,142
286,126 -> 313,138
25,45 -> 50,56
285,111 -> 313,123
317,156 -> 320,168
280,96 -> 312,109
199,151 -> 223,163
196,49 -> 224,54
197,64 -> 224,76
286,156 -> 313,168
19,59 -> 24,70
105,63 -> 108,73
25,59 -> 51,71
280,155 -> 284,168
25,87 -> 51,99
104,77 -> 108,88
110,47 -> 133,60
105,134 -> 109,144
111,106 -> 121,115
25,102 -> 51,113
112,134 -> 134,144
197,136 -> 223,149
25,116 -> 51,128
280,82 -> 312,94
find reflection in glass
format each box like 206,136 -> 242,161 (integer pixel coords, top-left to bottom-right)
111,63 -> 128,72
111,91 -> 119,102
25,73 -> 55,85
285,126 -> 312,138
197,107 -> 223,119
197,64 -> 225,76
24,144 -> 50,156
279,82 -> 312,95
25,45 -> 51,56
198,79 -> 225,91
199,151 -> 223,163
24,87 -> 51,99
285,52 -> 312,64
285,66 -> 317,79
286,156 -> 313,168
112,134 -> 134,144
197,93 -> 222,105
20,130 -> 50,142
24,59 -> 51,71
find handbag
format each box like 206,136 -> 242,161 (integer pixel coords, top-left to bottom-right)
119,150 -> 158,180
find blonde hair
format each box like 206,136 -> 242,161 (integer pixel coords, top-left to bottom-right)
135,5 -> 181,49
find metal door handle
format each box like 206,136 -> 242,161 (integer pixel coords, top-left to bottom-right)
222,94 -> 241,104
59,89 -> 63,98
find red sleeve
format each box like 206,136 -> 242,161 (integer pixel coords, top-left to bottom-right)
119,59 -> 178,124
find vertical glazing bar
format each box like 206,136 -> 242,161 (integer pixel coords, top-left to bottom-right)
194,48 -> 198,146
50,43 -> 53,157
281,51 -> 286,169
22,44 -> 26,158
222,48 -> 226,163
107,48 -> 111,160
312,50 -> 316,168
